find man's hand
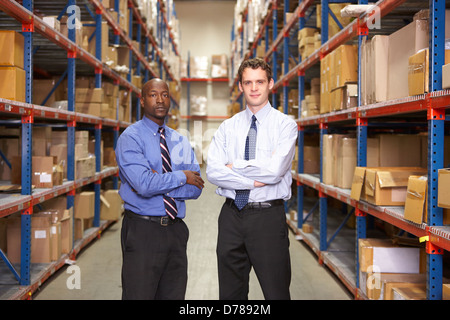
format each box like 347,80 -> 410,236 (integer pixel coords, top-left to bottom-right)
254,181 -> 266,187
226,163 -> 265,187
183,170 -> 205,189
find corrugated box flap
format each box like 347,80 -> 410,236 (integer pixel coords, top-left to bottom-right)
377,169 -> 428,188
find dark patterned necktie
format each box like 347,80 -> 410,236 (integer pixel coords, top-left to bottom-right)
234,115 -> 257,210
159,127 -> 178,219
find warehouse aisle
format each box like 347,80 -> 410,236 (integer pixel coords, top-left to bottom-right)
33,167 -> 351,300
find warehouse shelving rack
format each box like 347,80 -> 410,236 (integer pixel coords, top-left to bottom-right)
0,0 -> 179,300
230,0 -> 450,300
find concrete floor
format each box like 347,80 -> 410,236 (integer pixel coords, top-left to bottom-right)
33,167 -> 352,300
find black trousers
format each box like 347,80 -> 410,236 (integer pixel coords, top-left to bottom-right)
121,210 -> 189,300
216,200 -> 291,300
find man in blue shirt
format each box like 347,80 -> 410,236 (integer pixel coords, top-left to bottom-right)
116,78 -> 204,300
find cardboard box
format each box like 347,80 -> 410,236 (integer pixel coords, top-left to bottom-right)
443,283 -> 450,300
358,238 -> 425,274
0,66 -> 25,102
35,211 -> 62,261
443,63 -> 450,89
408,49 -> 450,96
364,167 -> 427,206
392,284 -> 427,300
0,31 -> 24,69
320,54 -> 330,114
378,134 -> 422,167
404,175 -> 427,224
75,156 -> 96,180
75,102 -> 102,117
351,167 -> 428,204
335,137 -> 356,189
303,146 -> 320,174
388,19 -> 429,100
6,215 -> 53,264
361,35 -> 389,105
74,191 -> 95,219
438,168 -> 450,208
100,189 -> 124,220
75,88 -> 103,104
61,208 -> 73,254
360,271 -> 426,300
11,156 -> 61,188
322,134 -> 334,185
331,45 -> 358,91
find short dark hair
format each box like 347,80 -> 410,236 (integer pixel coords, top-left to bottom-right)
238,58 -> 272,84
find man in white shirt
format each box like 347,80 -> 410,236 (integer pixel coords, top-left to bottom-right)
206,58 -> 298,300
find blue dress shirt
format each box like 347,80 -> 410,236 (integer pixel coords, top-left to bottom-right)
115,116 -> 202,218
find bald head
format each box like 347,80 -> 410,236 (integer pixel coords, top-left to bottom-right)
141,78 -> 169,97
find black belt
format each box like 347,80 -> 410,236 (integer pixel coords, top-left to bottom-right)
225,198 -> 284,210
125,210 -> 181,226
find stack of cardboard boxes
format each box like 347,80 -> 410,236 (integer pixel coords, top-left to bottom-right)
5,196 -> 73,264
2,188 -> 123,265
0,31 -> 26,103
320,44 -> 358,114
358,238 -> 428,300
297,28 -> 320,59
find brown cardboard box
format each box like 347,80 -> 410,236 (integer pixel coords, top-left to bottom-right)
331,45 -> 358,91
378,134 -> 422,167
75,156 -> 96,180
443,283 -> 450,300
335,137 -> 356,189
443,63 -> 450,89
11,156 -> 59,188
74,191 -> 95,219
408,49 -> 450,96
392,284 -> 427,300
7,215 -> 53,264
75,88 -> 103,104
364,167 -> 427,206
360,272 -> 426,300
302,223 -> 313,233
404,175 -> 427,224
75,102 -> 102,117
303,146 -> 320,174
0,31 -> 24,69
388,19 -> 429,100
61,208 -> 73,254
361,35 -> 389,105
322,134 -> 334,185
358,238 -> 425,274
438,168 -> 450,208
0,66 -> 25,102
35,211 -> 62,261
100,189 -> 124,220
320,54 -> 330,114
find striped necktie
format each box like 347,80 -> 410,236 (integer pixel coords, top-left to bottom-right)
159,127 -> 178,219
234,115 -> 257,210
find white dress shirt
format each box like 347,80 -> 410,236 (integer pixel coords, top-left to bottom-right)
206,102 -> 298,202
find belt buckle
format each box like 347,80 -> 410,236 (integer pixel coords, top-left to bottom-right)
160,216 -> 169,226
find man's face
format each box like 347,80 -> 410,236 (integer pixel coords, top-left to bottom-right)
141,81 -> 171,125
238,67 -> 274,109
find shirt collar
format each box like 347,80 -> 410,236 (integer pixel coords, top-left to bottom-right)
142,115 -> 166,135
245,101 -> 272,124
